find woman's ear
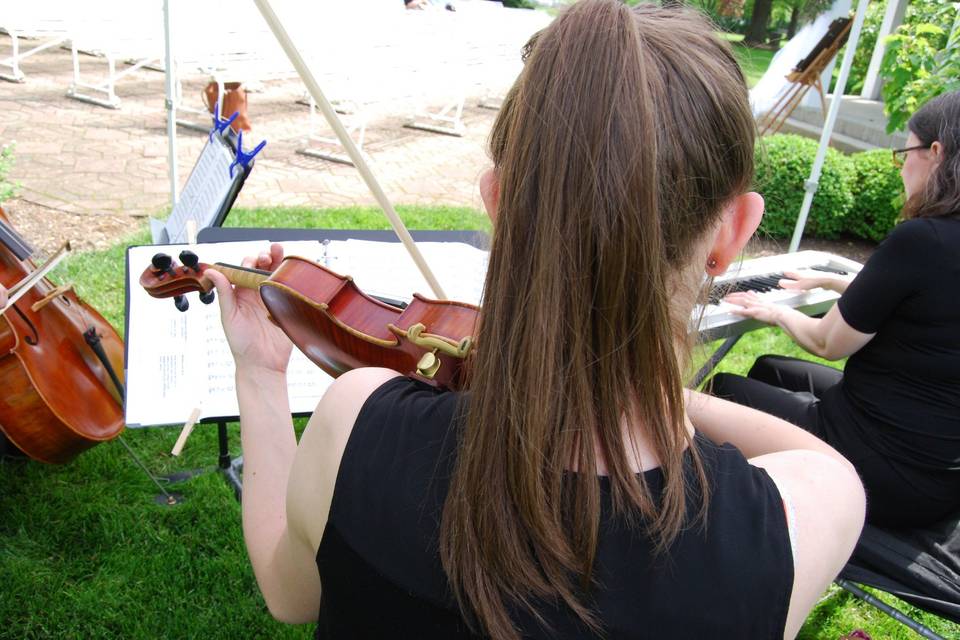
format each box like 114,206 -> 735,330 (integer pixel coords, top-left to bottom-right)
479,168 -> 499,225
705,192 -> 764,276
930,140 -> 945,164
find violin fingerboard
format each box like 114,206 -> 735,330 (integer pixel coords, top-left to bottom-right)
213,262 -> 269,290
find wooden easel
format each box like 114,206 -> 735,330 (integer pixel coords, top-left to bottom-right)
757,16 -> 853,137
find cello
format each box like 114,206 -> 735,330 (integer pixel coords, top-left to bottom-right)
0,207 -> 125,463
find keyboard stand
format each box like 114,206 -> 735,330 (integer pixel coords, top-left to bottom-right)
689,335 -> 743,389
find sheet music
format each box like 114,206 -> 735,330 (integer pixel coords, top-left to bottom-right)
125,239 -> 489,427
156,137 -> 238,244
321,239 -> 488,305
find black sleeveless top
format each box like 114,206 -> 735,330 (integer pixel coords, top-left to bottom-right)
316,377 -> 794,639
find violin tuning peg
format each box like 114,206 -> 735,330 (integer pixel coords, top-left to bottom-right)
174,295 -> 190,312
151,253 -> 173,272
198,290 -> 215,305
179,250 -> 200,272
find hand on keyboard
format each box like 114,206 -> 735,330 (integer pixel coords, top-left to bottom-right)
723,290 -> 786,326
779,270 -> 848,294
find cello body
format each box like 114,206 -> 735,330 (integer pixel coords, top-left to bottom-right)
0,209 -> 125,463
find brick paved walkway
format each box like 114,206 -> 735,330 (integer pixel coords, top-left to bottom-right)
0,33 -> 496,226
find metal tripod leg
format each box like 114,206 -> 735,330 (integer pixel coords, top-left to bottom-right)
217,421 -> 243,501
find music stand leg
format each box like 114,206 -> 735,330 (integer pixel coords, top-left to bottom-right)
689,334 -> 743,389
217,421 -> 243,501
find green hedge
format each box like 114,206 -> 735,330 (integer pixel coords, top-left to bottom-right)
754,134 -> 855,239
753,135 -> 903,242
847,149 -> 904,242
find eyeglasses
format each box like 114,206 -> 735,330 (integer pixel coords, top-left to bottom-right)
892,144 -> 930,168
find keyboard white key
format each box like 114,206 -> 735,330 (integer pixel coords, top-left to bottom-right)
694,250 -> 863,341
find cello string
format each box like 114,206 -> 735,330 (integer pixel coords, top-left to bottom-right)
2,243 -> 71,313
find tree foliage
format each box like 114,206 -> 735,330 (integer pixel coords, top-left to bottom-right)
880,0 -> 960,133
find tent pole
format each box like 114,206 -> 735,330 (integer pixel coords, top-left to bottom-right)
788,0 -> 870,253
163,0 -> 179,207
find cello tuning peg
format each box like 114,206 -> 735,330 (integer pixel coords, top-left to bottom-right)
174,295 -> 190,312
151,253 -> 173,272
198,290 -> 215,305
179,250 -> 200,272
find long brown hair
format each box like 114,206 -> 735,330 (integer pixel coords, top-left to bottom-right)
440,2 -> 756,638
903,90 -> 960,220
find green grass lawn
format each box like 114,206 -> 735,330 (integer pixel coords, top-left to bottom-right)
2,206 -> 957,639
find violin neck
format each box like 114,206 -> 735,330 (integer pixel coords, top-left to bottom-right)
213,262 -> 270,290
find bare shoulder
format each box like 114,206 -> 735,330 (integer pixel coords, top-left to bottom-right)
299,367 -> 403,459
750,450 -> 865,639
286,368 -> 403,549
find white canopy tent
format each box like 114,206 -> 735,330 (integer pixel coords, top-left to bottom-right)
788,0 -> 870,252
158,0 -> 886,253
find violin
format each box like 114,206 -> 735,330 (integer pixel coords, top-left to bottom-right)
139,250 -> 478,389
0,207 -> 125,463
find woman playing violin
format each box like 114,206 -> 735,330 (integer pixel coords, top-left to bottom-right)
209,2 -> 864,638
711,91 -> 960,529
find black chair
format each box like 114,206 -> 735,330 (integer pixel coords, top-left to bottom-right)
837,510 -> 960,639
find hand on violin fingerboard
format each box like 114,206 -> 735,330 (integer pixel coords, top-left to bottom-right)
0,284 -> 7,308
206,244 -> 294,375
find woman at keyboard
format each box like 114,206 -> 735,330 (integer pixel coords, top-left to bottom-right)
713,91 -> 960,528
207,2 -> 865,637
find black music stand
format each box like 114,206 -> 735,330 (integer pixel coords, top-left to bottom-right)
192,227 -> 488,500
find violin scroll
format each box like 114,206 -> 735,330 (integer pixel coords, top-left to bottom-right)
140,252 -> 219,312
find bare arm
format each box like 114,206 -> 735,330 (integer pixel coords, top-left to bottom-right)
207,245 -> 320,623
724,295 -> 875,360
235,367 -> 321,623
685,389 -> 853,469
685,391 -> 865,640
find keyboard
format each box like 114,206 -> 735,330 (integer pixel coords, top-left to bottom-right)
695,250 -> 864,341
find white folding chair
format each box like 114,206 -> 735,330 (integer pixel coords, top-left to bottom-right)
0,5 -> 73,82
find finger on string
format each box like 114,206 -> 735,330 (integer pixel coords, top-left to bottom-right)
256,252 -> 272,270
241,254 -> 257,269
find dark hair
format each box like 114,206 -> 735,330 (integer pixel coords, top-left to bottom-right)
440,2 -> 756,639
904,90 -> 960,219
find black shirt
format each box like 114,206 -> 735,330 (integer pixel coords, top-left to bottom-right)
831,217 -> 960,473
315,377 -> 793,639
